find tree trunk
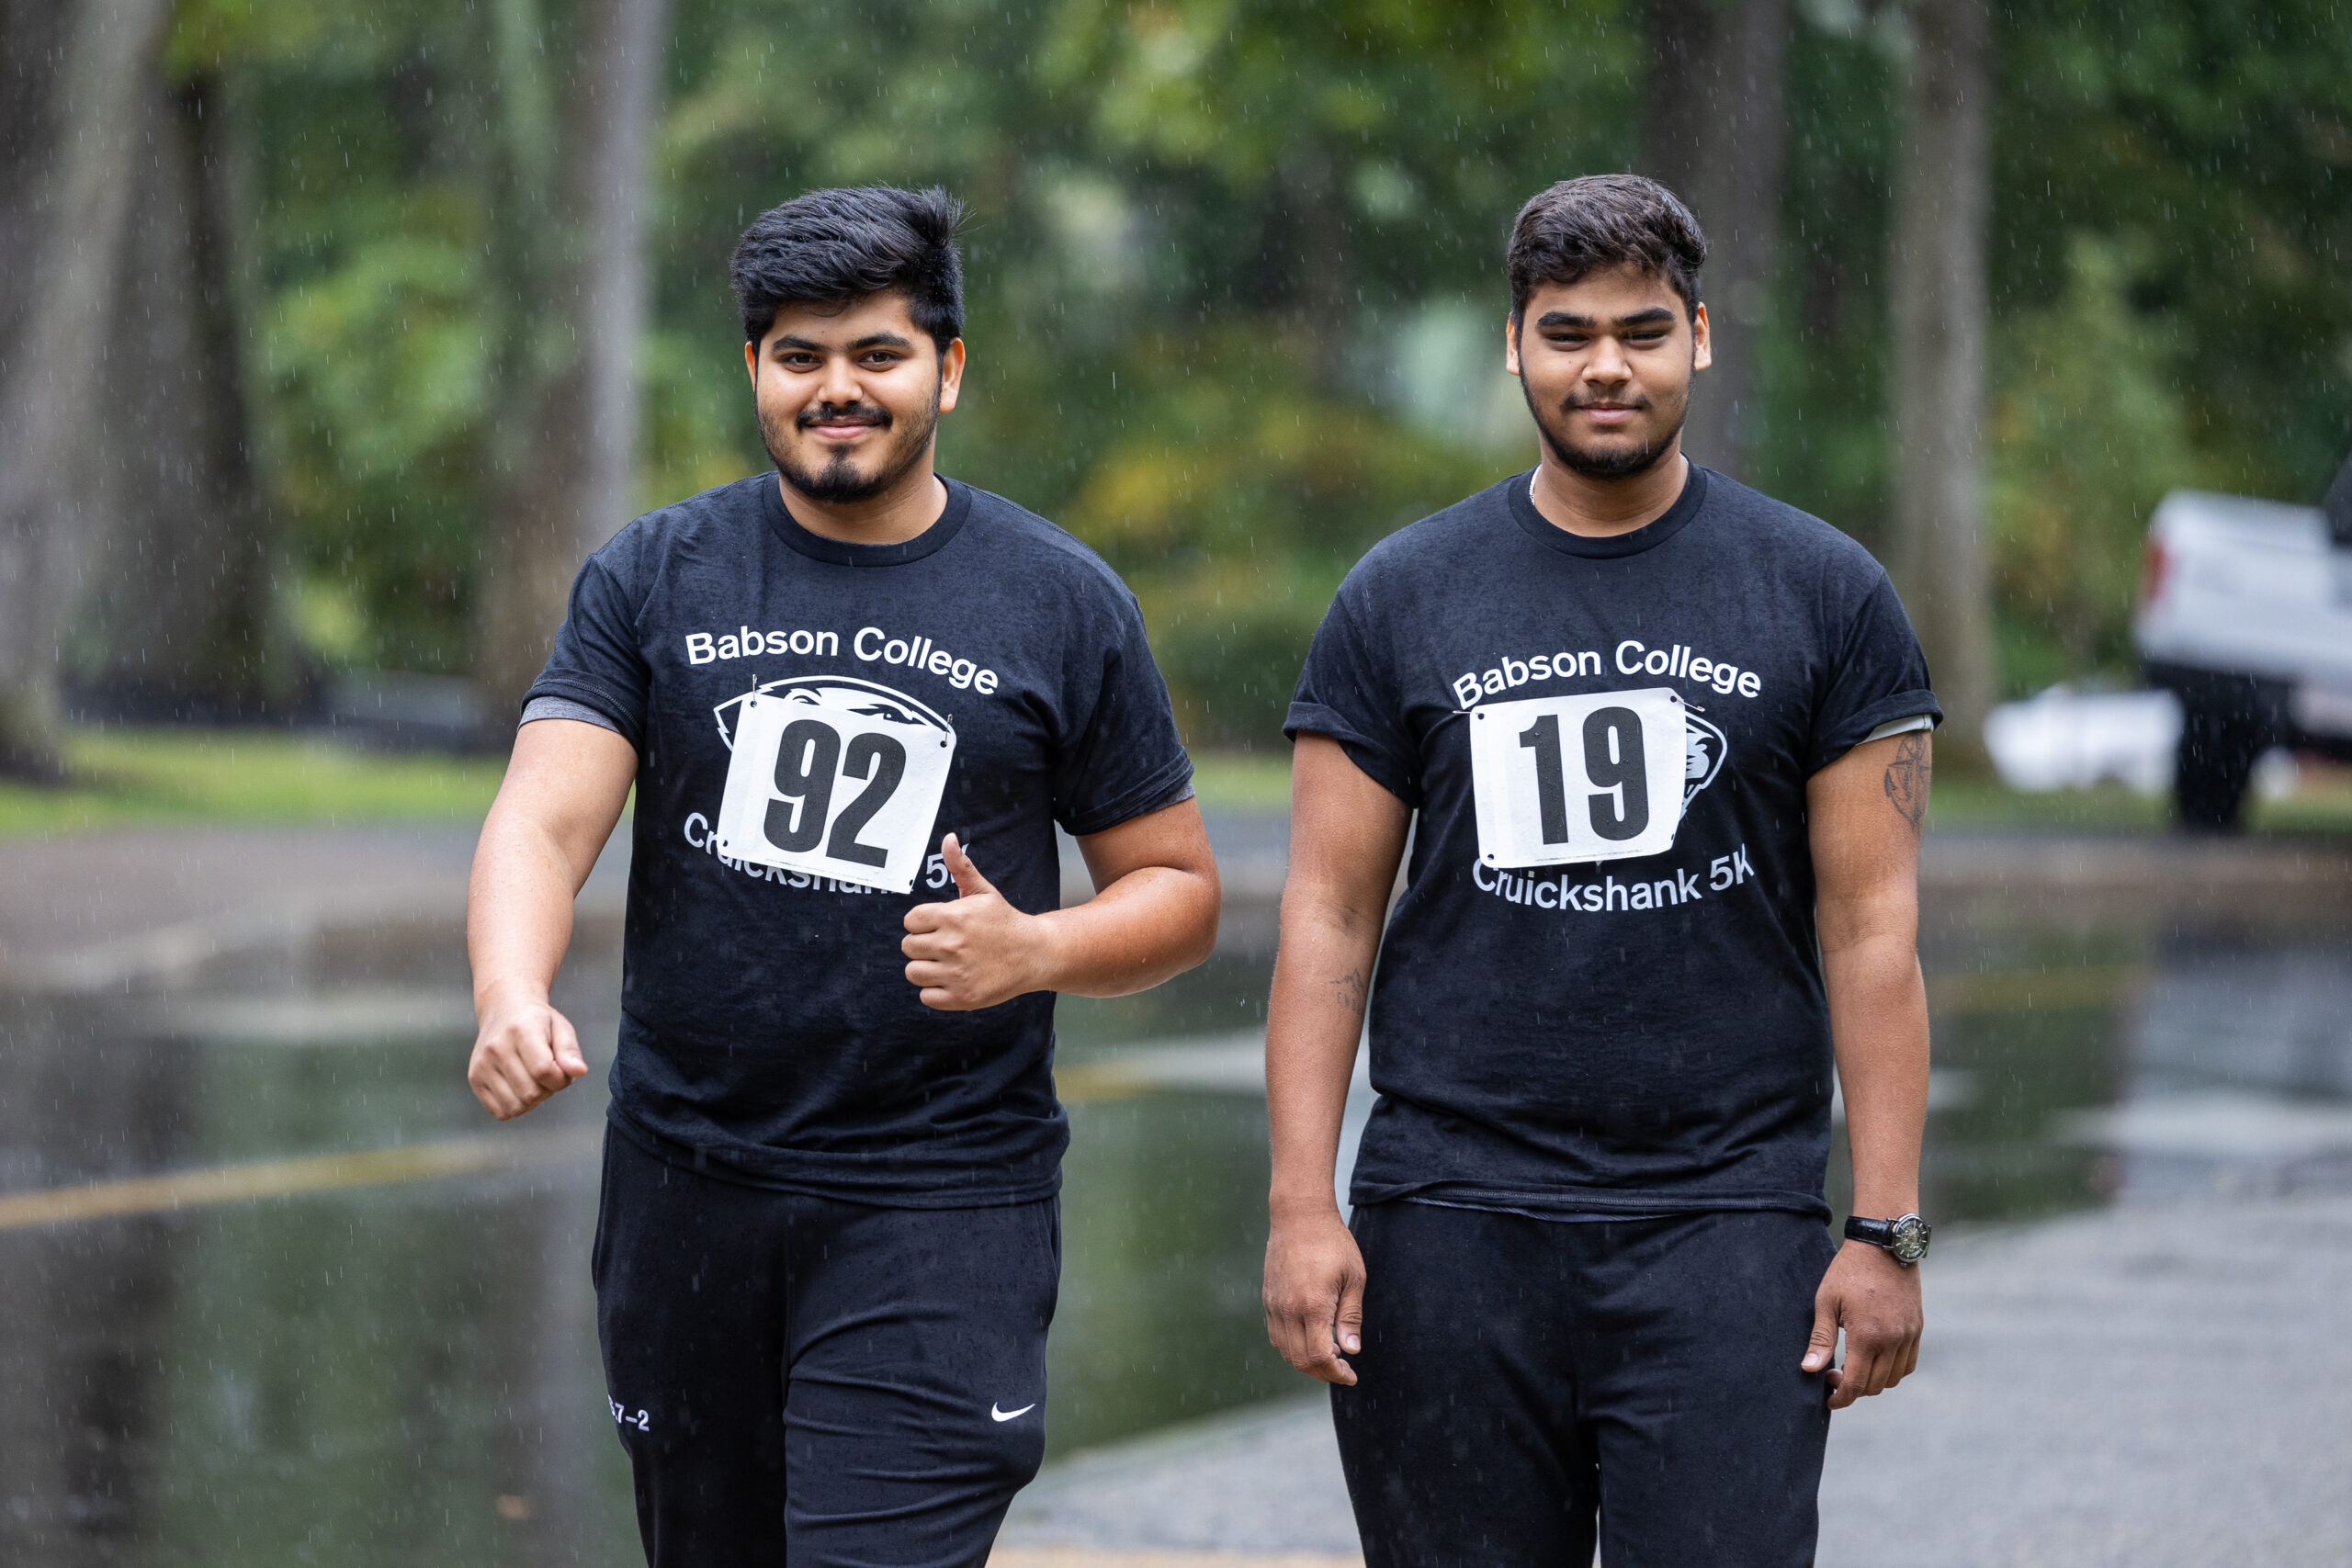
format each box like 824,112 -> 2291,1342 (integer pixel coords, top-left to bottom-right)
1285,144 -> 1356,395
78,66 -> 279,720
472,0 -> 673,738
1642,0 -> 1790,483
1887,0 -> 1996,763
0,0 -> 175,776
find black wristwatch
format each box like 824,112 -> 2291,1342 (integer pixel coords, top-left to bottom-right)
1844,1213 -> 1931,1265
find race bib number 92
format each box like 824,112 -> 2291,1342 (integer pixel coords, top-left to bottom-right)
713,684 -> 956,894
1468,687 -> 1689,868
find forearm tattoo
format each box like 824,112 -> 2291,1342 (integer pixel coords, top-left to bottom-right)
1883,733 -> 1930,830
1331,970 -> 1367,1016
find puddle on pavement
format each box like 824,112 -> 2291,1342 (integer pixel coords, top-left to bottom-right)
3,877 -> 2349,1563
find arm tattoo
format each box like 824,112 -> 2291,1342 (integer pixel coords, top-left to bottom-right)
1883,733 -> 1930,830
1331,970 -> 1367,1017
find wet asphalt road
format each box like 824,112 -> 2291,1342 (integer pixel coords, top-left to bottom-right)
1,818 -> 2347,1565
997,1191 -> 2352,1567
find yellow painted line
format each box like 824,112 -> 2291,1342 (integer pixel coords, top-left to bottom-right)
991,1552 -> 1360,1568
1054,1064 -> 1157,1103
0,964 -> 2143,1231
0,1124 -> 605,1233
1926,964 -> 2145,1016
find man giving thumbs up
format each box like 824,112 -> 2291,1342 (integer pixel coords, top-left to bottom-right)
899,833 -> 1205,1012
464,187 -> 1217,1568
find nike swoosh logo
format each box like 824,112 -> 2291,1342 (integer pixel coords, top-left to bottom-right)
989,1402 -> 1035,1422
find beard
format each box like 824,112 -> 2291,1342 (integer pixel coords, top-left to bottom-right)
1521,377 -> 1689,481
763,382 -> 940,504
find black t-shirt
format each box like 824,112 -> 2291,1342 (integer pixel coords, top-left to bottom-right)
1287,466 -> 1938,1221
529,473 -> 1193,1206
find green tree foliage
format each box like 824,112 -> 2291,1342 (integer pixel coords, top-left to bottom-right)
1996,0 -> 2352,502
1984,0 -> 2352,691
1752,10 -> 1903,547
178,0 -> 505,674
1986,236 -> 2202,695
145,0 -> 2352,743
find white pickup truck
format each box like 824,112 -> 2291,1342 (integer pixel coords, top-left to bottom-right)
2133,455 -> 2352,829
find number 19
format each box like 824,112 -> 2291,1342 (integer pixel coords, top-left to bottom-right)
1518,706 -> 1649,845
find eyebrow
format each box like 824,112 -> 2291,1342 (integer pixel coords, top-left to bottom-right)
772,332 -> 916,353
1534,307 -> 1679,331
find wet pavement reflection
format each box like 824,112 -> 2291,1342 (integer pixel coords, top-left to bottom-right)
2,829 -> 2348,1563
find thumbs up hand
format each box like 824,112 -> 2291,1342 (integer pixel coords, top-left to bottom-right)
940,832 -> 994,900
901,833 -> 1058,1010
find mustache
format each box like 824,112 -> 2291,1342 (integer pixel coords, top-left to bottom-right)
797,401 -> 892,429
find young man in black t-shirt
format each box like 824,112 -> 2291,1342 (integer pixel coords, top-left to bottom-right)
1263,175 -> 1938,1564
465,186 -> 1219,1567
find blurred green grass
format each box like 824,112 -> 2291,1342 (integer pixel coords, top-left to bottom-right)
1926,772 -> 2352,836
1187,750 -> 1295,813
0,729 -> 1303,838
5,728 -> 2346,840
0,728 -> 508,838
1187,751 -> 2352,835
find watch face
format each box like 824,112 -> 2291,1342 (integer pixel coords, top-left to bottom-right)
1889,1214 -> 1931,1264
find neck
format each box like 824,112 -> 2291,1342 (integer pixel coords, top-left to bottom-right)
780,455 -> 946,546
1528,445 -> 1689,538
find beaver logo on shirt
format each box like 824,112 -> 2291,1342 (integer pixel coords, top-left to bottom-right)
1683,712 -> 1728,809
712,674 -> 955,752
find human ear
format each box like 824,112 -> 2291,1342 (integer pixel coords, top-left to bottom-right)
1504,314 -> 1522,378
937,338 -> 967,413
1690,301 -> 1713,373
743,339 -> 759,386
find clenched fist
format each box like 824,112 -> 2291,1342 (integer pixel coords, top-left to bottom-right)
468,987 -> 589,1119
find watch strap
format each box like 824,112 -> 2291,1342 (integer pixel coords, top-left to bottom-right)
1844,1213 -> 1931,1263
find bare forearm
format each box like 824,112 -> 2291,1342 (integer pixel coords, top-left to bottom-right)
1800,735 -> 1934,1404
1032,865 -> 1219,998
465,719 -> 636,1119
467,812 -> 586,1010
1260,909 -> 1379,1387
1808,730 -> 1932,1217
467,719 -> 635,1010
1266,907 -> 1379,1216
1259,736 -> 1405,1385
1824,932 -> 1929,1214
1267,736 -> 1410,1217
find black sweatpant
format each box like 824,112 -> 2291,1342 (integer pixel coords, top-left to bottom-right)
591,1128 -> 1059,1568
1331,1201 -> 1837,1568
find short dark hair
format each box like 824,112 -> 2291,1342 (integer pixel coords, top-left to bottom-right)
730,186 -> 967,352
1507,175 -> 1708,324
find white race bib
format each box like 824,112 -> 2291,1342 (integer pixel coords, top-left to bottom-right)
1467,687 -> 1690,869
713,686 -> 956,894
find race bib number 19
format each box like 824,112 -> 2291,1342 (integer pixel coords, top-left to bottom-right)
1468,687 -> 1689,869
713,690 -> 956,894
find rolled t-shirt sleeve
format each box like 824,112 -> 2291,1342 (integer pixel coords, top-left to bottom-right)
1806,568 -> 1942,773
1051,587 -> 1194,837
1285,589 -> 1420,807
525,555 -> 650,750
